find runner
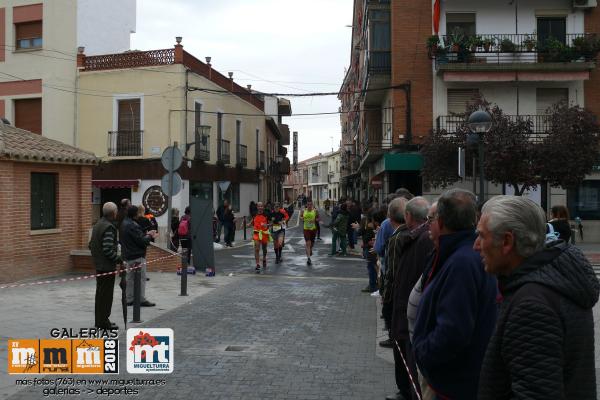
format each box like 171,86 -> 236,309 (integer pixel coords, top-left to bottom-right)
250,202 -> 271,273
271,202 -> 290,264
300,199 -> 319,266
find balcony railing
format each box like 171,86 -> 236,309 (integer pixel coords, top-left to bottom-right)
194,128 -> 210,161
85,49 -> 174,71
219,139 -> 230,164
237,144 -> 248,167
436,115 -> 553,142
259,151 -> 265,170
107,130 -> 143,157
367,50 -> 391,74
431,33 -> 599,65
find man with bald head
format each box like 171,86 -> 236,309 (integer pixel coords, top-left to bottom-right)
89,202 -> 122,329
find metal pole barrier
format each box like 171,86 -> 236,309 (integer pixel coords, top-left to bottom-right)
132,266 -> 142,323
243,216 -> 247,240
180,249 -> 188,296
479,137 -> 485,205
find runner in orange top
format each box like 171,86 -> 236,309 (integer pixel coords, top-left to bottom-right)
250,202 -> 271,273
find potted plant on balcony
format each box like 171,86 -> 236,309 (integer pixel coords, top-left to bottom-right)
482,37 -> 495,52
523,35 -> 536,51
449,27 -> 466,53
500,38 -> 516,52
467,35 -> 483,52
427,35 -> 440,58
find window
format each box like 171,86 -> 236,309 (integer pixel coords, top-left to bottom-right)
115,98 -> 141,156
15,20 -> 42,49
568,180 -> 600,220
31,173 -> 56,230
447,89 -> 479,114
446,13 -> 476,36
14,98 -> 41,134
194,102 -> 202,130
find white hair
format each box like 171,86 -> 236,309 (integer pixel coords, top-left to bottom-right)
388,197 -> 409,223
481,196 -> 546,258
102,202 -> 118,217
405,197 -> 430,222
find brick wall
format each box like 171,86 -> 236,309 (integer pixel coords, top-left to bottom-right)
585,8 -> 600,116
391,0 -> 433,145
0,160 -> 93,283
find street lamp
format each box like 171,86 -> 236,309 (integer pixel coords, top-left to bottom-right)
467,110 -> 493,204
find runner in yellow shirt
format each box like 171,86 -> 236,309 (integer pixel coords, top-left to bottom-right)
300,199 -> 319,266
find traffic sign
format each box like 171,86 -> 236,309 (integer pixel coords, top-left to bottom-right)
161,146 -> 183,172
161,172 -> 182,196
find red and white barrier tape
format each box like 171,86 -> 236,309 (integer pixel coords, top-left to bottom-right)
394,339 -> 422,400
0,252 -> 181,290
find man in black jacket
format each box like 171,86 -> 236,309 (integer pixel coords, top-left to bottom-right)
387,197 -> 434,400
89,202 -> 121,329
121,205 -> 158,307
475,195 -> 600,399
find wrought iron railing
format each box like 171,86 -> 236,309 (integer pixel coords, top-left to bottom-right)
368,50 -> 391,74
194,129 -> 210,161
85,49 -> 174,71
436,114 -> 553,141
432,33 -> 598,65
219,139 -> 230,164
237,144 -> 248,167
107,130 -> 143,157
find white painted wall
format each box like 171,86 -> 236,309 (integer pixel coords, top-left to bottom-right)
240,183 -> 258,218
77,0 -> 136,55
131,178 -> 190,229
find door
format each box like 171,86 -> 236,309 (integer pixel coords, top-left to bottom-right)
537,17 -> 566,45
117,98 -> 141,156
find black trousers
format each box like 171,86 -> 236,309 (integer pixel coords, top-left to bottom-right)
95,271 -> 116,328
393,339 -> 420,400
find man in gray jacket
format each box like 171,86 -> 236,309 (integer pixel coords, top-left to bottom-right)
89,202 -> 121,329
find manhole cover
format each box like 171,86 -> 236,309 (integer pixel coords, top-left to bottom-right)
224,345 -> 249,352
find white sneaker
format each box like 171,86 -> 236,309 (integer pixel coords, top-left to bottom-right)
370,291 -> 380,297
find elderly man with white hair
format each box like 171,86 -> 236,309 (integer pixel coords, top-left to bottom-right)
475,195 -> 600,399
89,202 -> 122,329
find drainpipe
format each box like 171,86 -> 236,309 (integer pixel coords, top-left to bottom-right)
75,46 -> 85,147
394,81 -> 412,146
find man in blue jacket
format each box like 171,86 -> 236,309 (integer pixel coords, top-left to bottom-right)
412,189 -> 497,400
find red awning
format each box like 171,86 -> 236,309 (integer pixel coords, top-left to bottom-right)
92,179 -> 140,189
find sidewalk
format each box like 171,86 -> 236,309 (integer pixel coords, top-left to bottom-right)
0,271 -> 241,399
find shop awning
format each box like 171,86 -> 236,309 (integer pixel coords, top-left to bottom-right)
92,179 -> 140,189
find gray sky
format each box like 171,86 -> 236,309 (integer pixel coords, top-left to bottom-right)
131,0 -> 352,161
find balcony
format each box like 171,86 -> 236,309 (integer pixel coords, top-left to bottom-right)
360,122 -> 393,164
431,33 -> 598,82
107,130 -> 143,157
219,139 -> 230,165
436,114 -> 552,142
194,128 -> 210,161
237,144 -> 248,167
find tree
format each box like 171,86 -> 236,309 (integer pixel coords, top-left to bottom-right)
421,98 -> 600,195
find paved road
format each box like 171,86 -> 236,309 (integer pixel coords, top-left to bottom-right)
7,224 -> 395,400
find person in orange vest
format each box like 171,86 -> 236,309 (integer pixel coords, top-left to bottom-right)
271,202 -> 289,264
250,202 -> 271,273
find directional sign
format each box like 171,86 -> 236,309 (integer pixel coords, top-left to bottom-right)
161,146 -> 183,172
161,172 -> 182,196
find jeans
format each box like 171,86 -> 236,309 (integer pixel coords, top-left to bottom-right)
125,257 -> 147,303
331,231 -> 347,255
367,260 -> 377,291
223,223 -> 234,245
216,220 -> 223,242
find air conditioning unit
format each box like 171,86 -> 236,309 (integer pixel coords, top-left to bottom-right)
574,0 -> 597,8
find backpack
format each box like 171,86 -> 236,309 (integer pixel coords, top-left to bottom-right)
178,218 -> 190,236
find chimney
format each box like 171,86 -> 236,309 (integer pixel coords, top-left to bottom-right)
228,72 -> 234,91
205,57 -> 212,79
76,46 -> 86,69
174,36 -> 183,64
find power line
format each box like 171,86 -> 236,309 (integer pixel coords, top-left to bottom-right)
172,106 -> 397,118
189,84 -> 405,97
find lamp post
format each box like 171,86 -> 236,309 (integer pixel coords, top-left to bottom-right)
467,110 -> 493,205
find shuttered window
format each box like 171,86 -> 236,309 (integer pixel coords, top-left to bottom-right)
14,98 -> 42,134
447,89 -> 479,114
536,88 -> 568,115
31,173 -> 57,230
117,99 -> 140,131
15,20 -> 42,49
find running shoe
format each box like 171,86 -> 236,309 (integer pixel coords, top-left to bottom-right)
307,258 -> 312,266
255,265 -> 261,274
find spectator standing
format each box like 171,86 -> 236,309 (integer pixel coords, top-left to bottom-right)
347,199 -> 361,251
329,203 -> 349,256
356,214 -> 378,293
476,196 -> 599,400
116,198 -> 131,231
386,197 -> 433,400
548,204 -> 571,244
379,197 -> 408,348
576,216 -> 584,241
121,205 -> 157,307
215,200 -> 229,243
136,205 -> 153,235
412,189 -> 497,400
179,207 -> 192,265
89,202 -> 121,329
223,204 -> 236,247
144,210 -> 158,232
169,208 -> 180,251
